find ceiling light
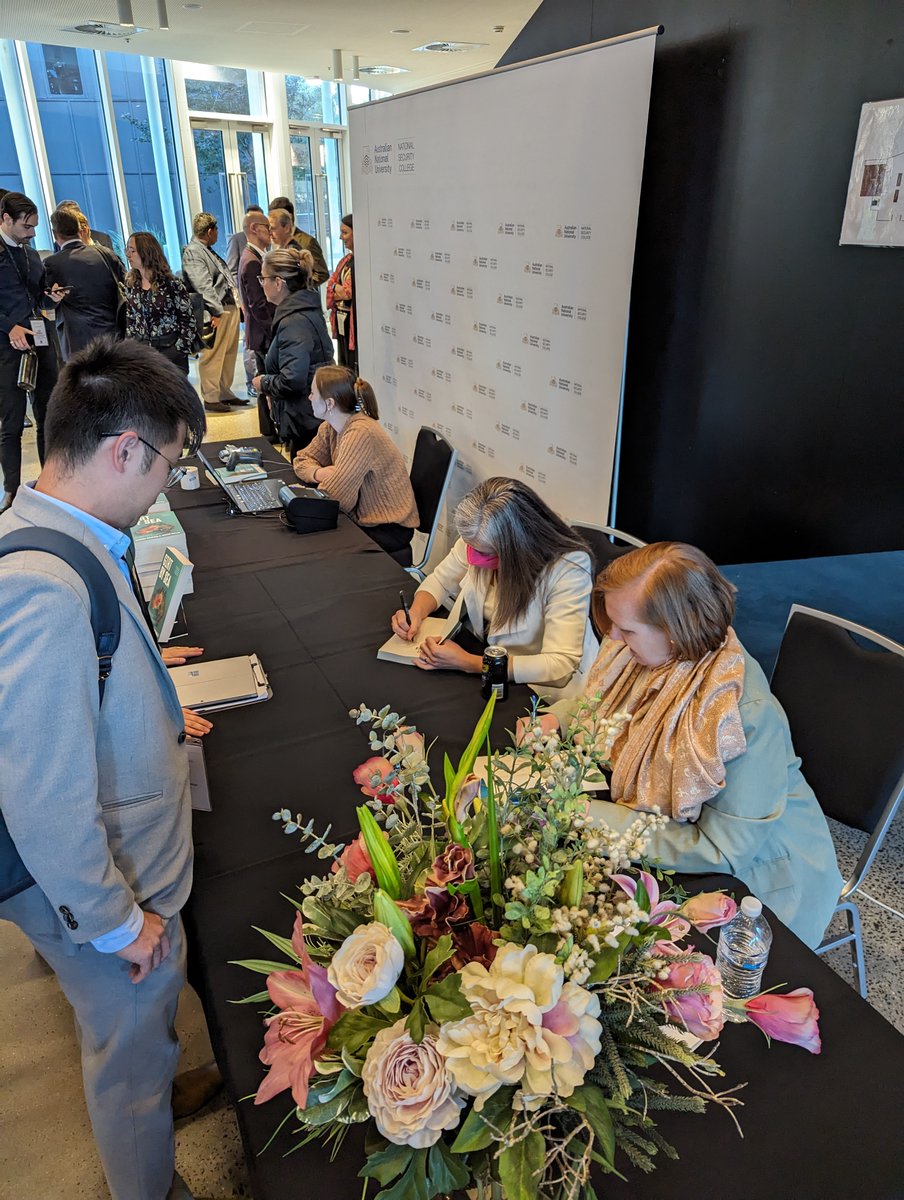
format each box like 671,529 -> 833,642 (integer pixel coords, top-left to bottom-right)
332,49 -> 344,81
117,0 -> 135,27
352,55 -> 360,82
157,0 -> 169,28
359,65 -> 409,75
390,29 -> 410,34
182,3 -> 203,9
411,41 -> 487,53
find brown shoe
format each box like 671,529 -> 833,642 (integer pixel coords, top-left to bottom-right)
204,400 -> 232,413
172,1062 -> 224,1119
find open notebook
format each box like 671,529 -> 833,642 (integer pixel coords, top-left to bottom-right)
377,593 -> 466,665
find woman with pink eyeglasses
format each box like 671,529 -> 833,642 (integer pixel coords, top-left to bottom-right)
390,476 -> 598,698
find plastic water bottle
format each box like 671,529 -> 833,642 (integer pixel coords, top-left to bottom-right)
716,895 -> 772,1006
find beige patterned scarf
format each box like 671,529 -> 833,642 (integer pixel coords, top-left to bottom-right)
583,628 -> 747,821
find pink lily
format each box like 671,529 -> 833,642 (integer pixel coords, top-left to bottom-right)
610,870 -> 691,940
255,914 -> 344,1108
352,756 -> 395,802
743,988 -> 821,1054
330,832 -> 376,882
680,891 -> 738,932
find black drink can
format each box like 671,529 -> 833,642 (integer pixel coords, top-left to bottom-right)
481,645 -> 509,701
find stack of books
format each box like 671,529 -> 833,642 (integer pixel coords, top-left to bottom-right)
131,501 -> 193,600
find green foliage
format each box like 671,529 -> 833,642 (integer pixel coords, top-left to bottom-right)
451,1087 -> 516,1153
566,1084 -> 616,1166
326,1010 -> 392,1055
423,973 -> 471,1024
498,1129 -> 545,1200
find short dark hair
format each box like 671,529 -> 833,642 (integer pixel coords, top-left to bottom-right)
246,203 -> 263,214
44,336 -> 206,471
51,208 -> 81,240
269,195 -> 295,219
1,192 -> 38,223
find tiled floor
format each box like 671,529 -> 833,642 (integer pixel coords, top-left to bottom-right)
3,357 -> 903,1197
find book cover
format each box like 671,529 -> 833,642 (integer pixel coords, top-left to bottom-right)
214,462 -> 267,485
147,493 -> 171,514
131,510 -> 187,569
148,546 -> 193,643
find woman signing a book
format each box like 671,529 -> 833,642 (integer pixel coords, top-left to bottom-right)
390,477 -> 598,698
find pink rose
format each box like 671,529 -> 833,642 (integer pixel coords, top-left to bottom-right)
681,891 -> 738,933
653,954 -> 724,1041
743,988 -> 821,1054
331,833 -> 377,882
352,756 -> 395,802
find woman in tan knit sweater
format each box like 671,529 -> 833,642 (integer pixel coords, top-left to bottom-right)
293,366 -> 419,563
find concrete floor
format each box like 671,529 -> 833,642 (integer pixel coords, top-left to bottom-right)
2,355 -> 903,1197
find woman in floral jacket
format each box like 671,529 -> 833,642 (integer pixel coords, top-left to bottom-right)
124,232 -> 196,374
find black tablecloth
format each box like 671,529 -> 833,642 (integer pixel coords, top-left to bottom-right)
174,454 -> 904,1200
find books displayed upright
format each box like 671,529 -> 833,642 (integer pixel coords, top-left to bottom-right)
377,593 -> 465,665
131,510 -> 188,569
148,547 -> 193,643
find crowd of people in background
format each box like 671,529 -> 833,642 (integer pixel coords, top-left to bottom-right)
0,185 -> 357,491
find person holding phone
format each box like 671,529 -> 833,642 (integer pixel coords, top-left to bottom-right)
390,476 -> 598,697
44,205 -> 125,359
0,192 -> 58,513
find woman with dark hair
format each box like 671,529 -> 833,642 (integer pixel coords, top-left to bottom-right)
325,215 -> 356,375
529,542 -> 843,948
390,477 -> 598,696
124,232 -> 196,374
293,366 -> 418,563
252,247 -> 333,455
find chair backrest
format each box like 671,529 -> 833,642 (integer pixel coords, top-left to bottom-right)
572,523 -> 647,577
770,606 -> 904,844
408,427 -> 456,574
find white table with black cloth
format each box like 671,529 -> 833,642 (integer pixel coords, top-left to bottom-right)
173,441 -> 904,1200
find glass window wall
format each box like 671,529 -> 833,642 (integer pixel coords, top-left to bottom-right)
26,42 -> 120,244
0,74 -> 25,194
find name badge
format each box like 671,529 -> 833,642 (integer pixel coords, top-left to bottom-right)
30,318 -> 49,348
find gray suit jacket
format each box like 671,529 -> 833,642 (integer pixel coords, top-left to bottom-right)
0,487 -> 193,944
181,237 -> 237,319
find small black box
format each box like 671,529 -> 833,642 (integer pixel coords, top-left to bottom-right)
278,484 -> 340,534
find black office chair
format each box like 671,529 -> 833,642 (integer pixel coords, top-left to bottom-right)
770,605 -> 904,998
572,523 -> 646,577
407,427 -> 456,581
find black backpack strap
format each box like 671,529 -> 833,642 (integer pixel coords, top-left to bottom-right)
0,528 -> 122,901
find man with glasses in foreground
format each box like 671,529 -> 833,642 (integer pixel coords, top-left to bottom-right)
0,192 -> 63,513
0,337 -> 225,1200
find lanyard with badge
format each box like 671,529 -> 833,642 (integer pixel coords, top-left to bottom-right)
5,239 -> 49,348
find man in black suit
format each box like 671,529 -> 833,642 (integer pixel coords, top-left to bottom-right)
0,192 -> 60,512
238,209 -> 276,436
44,207 -> 124,360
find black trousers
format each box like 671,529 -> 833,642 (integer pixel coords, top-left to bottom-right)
362,521 -> 414,567
0,341 -> 57,495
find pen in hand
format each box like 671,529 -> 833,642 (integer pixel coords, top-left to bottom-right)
399,590 -> 412,629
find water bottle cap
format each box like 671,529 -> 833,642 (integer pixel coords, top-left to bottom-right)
740,895 -> 762,918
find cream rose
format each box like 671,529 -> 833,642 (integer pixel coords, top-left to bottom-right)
327,922 -> 404,1009
362,1020 -> 465,1147
437,943 -> 602,1109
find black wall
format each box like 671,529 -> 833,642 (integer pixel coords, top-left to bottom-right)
500,2 -> 904,562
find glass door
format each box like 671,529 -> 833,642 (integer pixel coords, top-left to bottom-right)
289,126 -> 345,270
190,118 -> 269,240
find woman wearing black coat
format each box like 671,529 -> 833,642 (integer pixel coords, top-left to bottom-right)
252,247 -> 334,454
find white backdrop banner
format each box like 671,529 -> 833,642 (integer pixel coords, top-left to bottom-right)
350,30 -> 658,556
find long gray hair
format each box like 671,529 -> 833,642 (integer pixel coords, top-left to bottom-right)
454,477 -> 590,630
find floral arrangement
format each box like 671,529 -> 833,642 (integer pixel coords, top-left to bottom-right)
237,696 -> 821,1200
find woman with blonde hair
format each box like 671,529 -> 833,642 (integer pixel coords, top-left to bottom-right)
391,477 -> 598,696
251,246 -> 333,454
532,541 -> 843,948
124,231 -> 196,373
293,366 -> 418,563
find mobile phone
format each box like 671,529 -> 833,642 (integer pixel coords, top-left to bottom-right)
46,286 -> 72,297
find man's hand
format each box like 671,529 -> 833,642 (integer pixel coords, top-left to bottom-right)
8,324 -> 34,352
115,911 -> 170,984
182,707 -> 213,738
161,645 -> 204,667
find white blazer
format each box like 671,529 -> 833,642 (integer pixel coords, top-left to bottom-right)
417,538 -> 599,698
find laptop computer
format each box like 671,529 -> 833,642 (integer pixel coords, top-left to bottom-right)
196,447 -> 285,513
